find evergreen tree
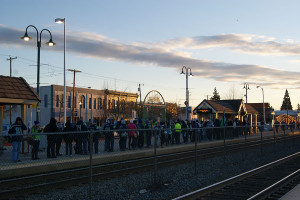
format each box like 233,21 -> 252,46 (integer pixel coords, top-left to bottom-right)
210,87 -> 221,101
280,89 -> 293,110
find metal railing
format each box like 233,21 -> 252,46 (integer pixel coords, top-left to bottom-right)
0,123 -> 298,199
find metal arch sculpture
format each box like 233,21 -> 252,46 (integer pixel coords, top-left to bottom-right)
143,90 -> 166,106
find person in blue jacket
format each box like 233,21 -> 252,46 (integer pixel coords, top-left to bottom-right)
8,117 -> 27,162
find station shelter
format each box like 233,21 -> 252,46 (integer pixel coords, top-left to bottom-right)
193,99 -> 259,132
0,76 -> 40,150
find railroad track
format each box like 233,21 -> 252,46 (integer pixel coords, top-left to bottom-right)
0,134 -> 298,199
173,152 -> 300,200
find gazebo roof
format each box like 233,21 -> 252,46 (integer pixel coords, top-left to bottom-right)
0,76 -> 40,105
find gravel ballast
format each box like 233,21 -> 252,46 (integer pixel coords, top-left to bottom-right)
26,138 -> 299,200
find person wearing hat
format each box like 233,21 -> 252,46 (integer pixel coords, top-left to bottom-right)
31,121 -> 42,160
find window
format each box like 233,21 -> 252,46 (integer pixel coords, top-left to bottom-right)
94,98 -> 96,109
103,99 -> 106,109
112,99 -> 115,110
68,96 -> 71,108
81,95 -> 86,109
44,94 -> 48,108
75,96 -> 77,108
121,99 -> 126,111
56,95 -> 59,107
97,98 -> 101,110
130,101 -> 134,110
89,98 -> 92,109
108,100 -> 111,110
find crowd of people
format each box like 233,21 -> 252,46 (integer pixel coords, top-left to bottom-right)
7,116 -> 296,163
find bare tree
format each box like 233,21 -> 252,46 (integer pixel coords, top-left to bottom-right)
223,85 -> 243,100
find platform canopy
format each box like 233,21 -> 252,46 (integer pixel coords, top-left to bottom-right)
0,76 -> 40,148
0,76 -> 40,105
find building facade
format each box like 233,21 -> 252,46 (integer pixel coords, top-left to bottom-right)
32,85 -> 138,126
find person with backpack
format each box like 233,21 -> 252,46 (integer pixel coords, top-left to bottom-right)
118,119 -> 128,151
9,117 -> 27,162
103,119 -> 114,152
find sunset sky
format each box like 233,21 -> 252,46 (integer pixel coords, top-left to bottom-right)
1,0 -> 300,110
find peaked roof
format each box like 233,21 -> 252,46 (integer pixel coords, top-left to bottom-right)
0,76 -> 40,104
245,104 -> 259,114
207,99 -> 243,113
194,99 -> 258,115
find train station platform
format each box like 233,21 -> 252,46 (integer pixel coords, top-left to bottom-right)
0,130 -> 293,180
280,184 -> 300,200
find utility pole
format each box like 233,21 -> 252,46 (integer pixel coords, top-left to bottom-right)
68,69 -> 81,123
7,56 -> 17,77
243,83 -> 250,103
138,83 -> 144,119
138,83 -> 144,105
7,56 -> 17,125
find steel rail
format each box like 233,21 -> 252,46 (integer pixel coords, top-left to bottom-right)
247,169 -> 300,200
172,152 -> 300,200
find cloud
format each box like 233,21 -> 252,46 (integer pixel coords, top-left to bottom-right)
154,34 -> 300,56
1,24 -> 300,88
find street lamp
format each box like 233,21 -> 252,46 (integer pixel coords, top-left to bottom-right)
180,66 -> 192,120
243,83 -> 250,103
79,101 -> 82,119
55,18 -> 66,128
21,25 -> 56,121
257,86 -> 266,125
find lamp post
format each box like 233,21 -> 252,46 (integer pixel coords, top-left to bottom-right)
243,83 -> 250,103
79,101 -> 82,120
21,25 -> 56,121
257,86 -> 266,124
55,18 -> 66,127
180,66 -> 192,120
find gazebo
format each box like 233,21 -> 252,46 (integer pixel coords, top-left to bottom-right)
0,76 -> 40,149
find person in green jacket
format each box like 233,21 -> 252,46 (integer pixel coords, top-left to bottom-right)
174,119 -> 181,144
31,121 -> 41,160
